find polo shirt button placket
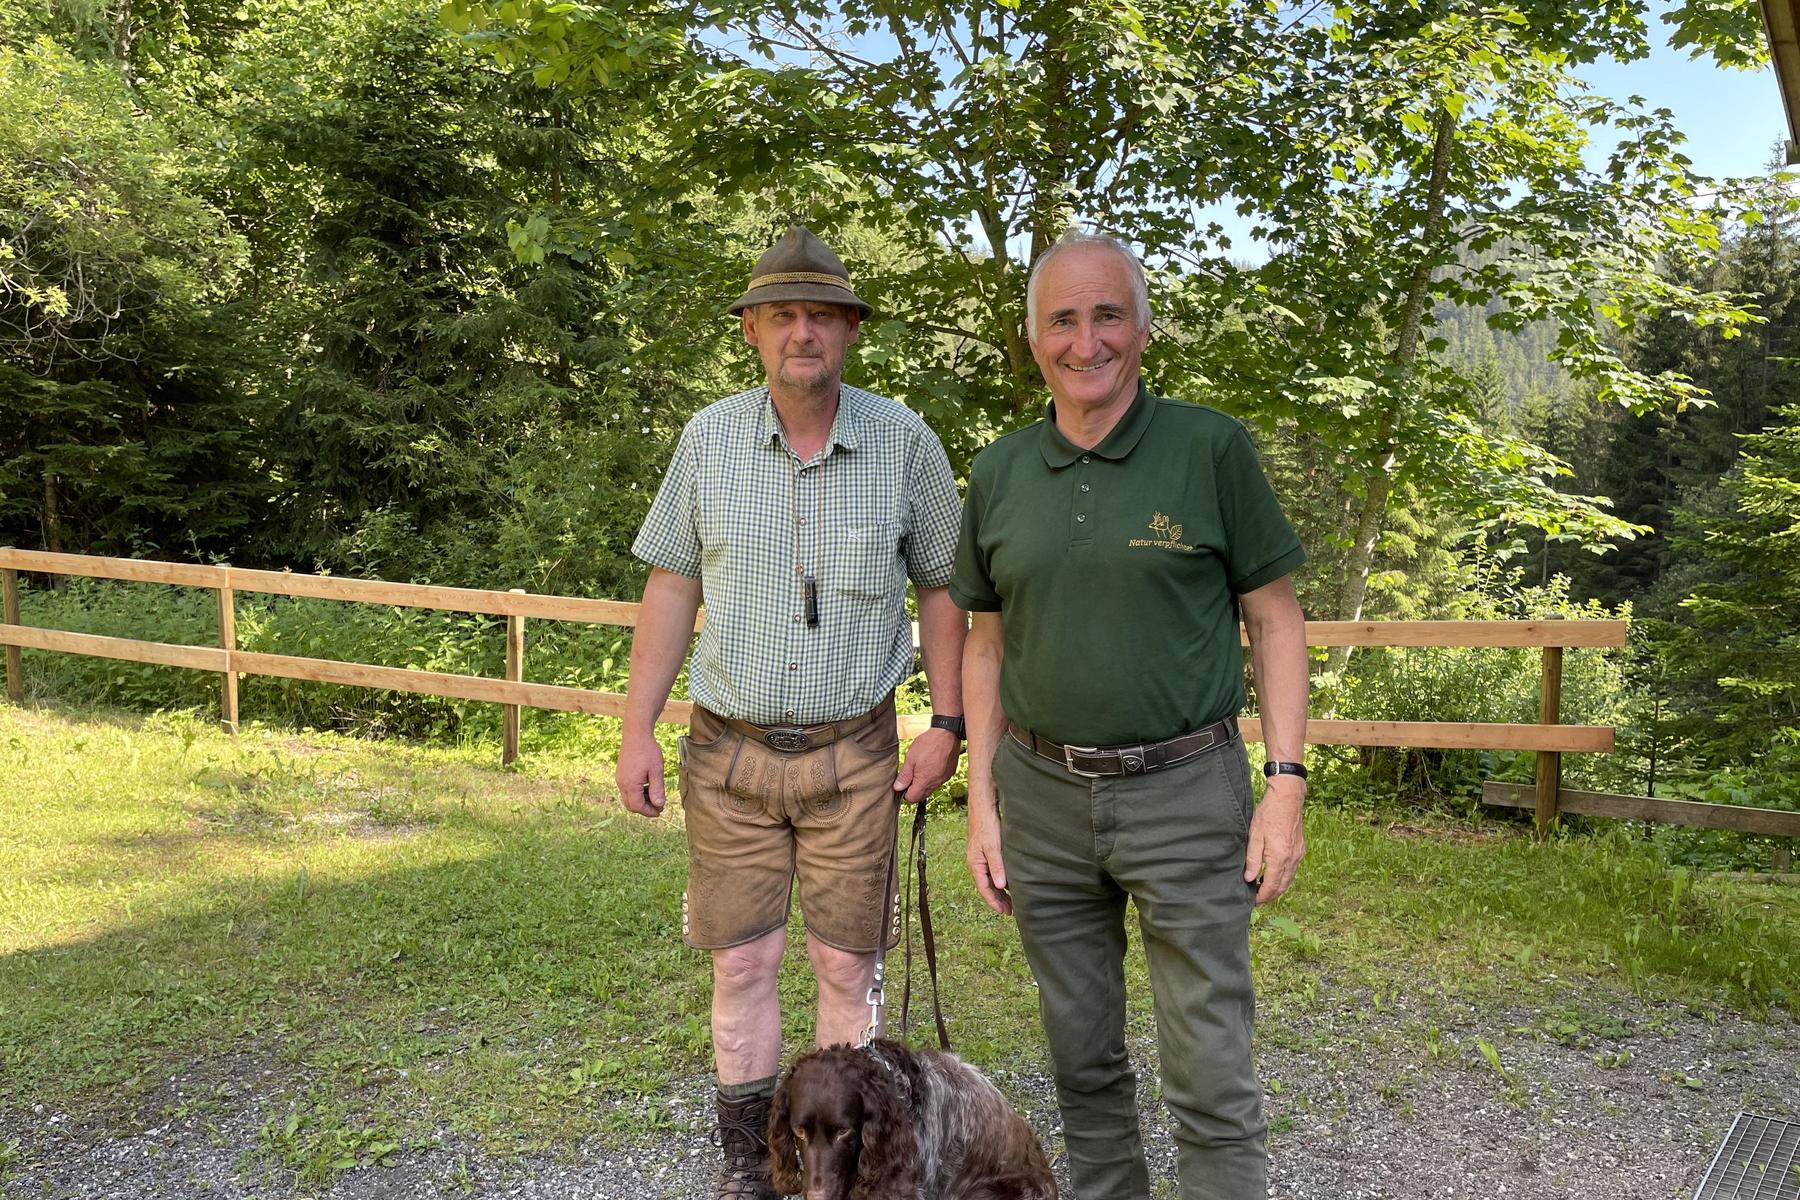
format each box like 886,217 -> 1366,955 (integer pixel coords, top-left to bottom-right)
1073,459 -> 1093,538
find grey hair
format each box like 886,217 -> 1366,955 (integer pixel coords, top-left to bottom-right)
1024,231 -> 1151,342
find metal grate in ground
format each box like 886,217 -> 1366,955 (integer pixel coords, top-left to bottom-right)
1694,1113 -> 1800,1199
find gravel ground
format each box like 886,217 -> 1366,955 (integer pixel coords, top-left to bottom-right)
4,988 -> 1795,1199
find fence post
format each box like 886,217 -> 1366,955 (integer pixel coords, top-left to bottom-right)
218,568 -> 239,735
3,564 -> 22,703
503,588 -> 525,766
1534,644 -> 1564,839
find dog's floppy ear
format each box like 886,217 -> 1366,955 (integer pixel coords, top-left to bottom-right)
852,1053 -> 919,1197
767,1064 -> 803,1196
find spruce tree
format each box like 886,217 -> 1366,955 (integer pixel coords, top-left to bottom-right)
1660,405 -> 1800,787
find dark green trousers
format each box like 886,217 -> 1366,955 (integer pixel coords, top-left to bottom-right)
994,733 -> 1266,1200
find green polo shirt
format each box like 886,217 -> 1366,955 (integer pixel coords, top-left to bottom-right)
950,382 -> 1305,746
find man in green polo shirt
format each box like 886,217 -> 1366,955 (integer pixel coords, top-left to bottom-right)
618,226 -> 966,1200
951,231 -> 1309,1200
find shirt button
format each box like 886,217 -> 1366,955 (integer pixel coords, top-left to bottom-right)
1076,514 -> 1087,523
1080,483 -> 1091,492
786,709 -> 796,718
793,615 -> 801,622
1081,455 -> 1091,463
788,662 -> 798,670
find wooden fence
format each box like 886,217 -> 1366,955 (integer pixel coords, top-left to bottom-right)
4,547 -> 1796,843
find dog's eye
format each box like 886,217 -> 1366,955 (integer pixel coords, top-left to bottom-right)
833,1129 -> 853,1143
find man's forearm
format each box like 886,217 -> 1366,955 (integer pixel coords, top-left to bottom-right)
1242,579 -> 1308,764
1252,634 -> 1308,764
915,586 -> 967,717
963,611 -> 1005,797
624,567 -> 703,736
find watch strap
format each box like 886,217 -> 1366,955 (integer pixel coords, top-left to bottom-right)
929,714 -> 966,739
1264,760 -> 1308,780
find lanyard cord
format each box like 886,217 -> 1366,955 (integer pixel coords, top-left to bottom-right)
791,452 -> 824,627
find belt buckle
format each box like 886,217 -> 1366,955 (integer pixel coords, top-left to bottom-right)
765,727 -> 811,752
1061,744 -> 1104,778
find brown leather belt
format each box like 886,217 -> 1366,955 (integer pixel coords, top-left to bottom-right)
711,699 -> 890,754
1008,716 -> 1239,778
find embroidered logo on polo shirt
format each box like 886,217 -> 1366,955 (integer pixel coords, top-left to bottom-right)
1129,511 -> 1196,552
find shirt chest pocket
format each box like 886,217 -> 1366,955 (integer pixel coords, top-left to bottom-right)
824,519 -> 901,599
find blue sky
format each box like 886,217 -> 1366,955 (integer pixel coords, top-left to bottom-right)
1582,38 -> 1787,180
712,14 -> 1790,181
1194,35 -> 1789,263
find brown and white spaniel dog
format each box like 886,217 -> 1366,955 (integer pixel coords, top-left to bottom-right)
768,1039 -> 1057,1200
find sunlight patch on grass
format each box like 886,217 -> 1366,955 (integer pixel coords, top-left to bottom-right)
2,701 -> 1794,1155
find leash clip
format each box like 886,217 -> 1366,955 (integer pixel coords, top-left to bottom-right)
861,958 -> 886,1047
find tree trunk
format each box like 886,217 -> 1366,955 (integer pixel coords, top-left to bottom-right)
42,468 -> 65,555
1027,21 -> 1074,263
1325,106 -> 1457,678
113,0 -> 137,82
979,205 -> 1035,413
992,16 -> 1073,415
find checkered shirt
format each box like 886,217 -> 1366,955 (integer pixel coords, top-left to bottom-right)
633,384 -> 961,725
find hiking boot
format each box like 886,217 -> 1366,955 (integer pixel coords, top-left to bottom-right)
714,1090 -> 778,1200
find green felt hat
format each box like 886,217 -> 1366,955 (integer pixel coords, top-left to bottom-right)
728,225 -> 871,317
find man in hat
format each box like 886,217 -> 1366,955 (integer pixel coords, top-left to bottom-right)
953,231 -> 1308,1199
616,225 -> 966,1199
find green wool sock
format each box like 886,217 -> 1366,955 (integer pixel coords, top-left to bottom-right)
718,1075 -> 778,1101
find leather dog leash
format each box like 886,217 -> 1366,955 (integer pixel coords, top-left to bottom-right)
862,796 -> 951,1051
861,815 -> 903,1047
899,795 -> 951,1051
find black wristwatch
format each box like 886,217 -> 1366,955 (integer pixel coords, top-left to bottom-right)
1264,760 -> 1308,781
929,714 -> 967,740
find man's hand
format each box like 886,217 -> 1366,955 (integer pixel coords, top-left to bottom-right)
965,787 -> 1012,915
1244,775 -> 1305,904
615,729 -> 668,818
893,725 -> 959,804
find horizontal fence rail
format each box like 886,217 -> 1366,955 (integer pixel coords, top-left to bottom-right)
1266,620 -> 1627,648
0,548 -> 700,629
1484,783 -> 1800,839
6,547 -> 1721,841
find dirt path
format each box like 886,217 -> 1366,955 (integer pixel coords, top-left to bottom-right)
6,988 -> 1794,1199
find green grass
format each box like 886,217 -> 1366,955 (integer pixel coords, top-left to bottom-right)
2,701 -> 1796,1163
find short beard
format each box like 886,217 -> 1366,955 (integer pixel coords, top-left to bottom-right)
778,360 -> 838,398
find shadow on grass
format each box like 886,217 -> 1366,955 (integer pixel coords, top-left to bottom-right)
0,770 -> 1045,1151
0,796 -> 710,1130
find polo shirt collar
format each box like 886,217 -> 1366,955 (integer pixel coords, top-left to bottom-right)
1040,380 -> 1155,468
758,386 -> 862,457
